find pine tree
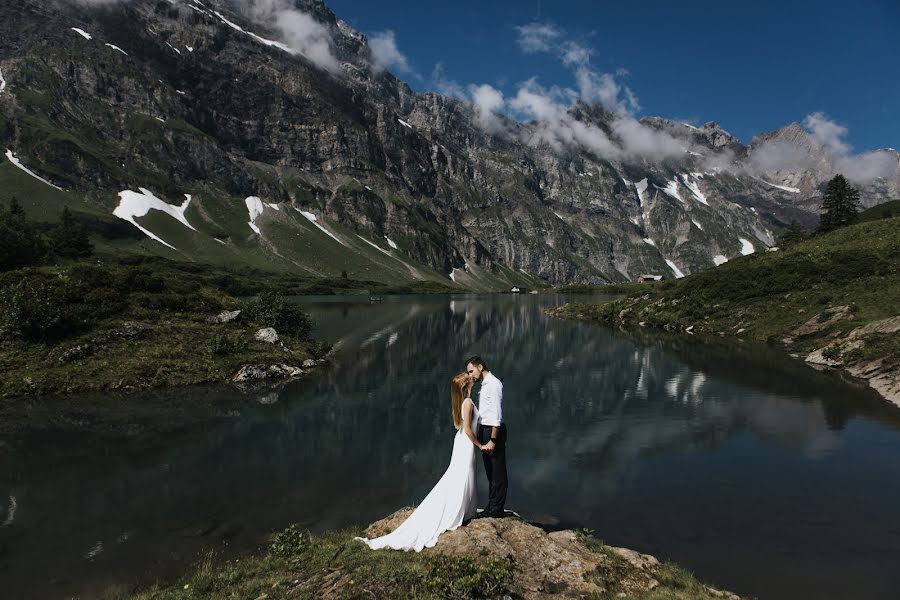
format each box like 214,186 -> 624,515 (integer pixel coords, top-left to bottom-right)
817,174 -> 861,233
47,206 -> 93,259
777,220 -> 808,248
0,197 -> 46,270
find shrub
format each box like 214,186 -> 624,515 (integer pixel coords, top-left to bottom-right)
244,290 -> 311,338
209,332 -> 247,356
269,525 -> 310,557
0,198 -> 46,271
46,207 -> 93,259
424,555 -> 514,599
0,275 -> 82,341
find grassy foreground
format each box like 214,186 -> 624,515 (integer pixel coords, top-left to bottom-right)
129,523 -> 738,600
551,216 -> 900,387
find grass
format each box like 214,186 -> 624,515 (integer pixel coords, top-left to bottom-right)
552,216 -> 900,376
131,527 -> 516,600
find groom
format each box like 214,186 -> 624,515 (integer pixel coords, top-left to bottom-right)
466,356 -> 507,518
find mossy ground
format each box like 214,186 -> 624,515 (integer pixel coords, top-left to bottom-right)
131,527 -> 515,600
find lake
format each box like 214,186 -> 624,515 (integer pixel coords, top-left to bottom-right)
2,293 -> 900,599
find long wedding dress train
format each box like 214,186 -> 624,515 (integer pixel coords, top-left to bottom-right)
355,404 -> 479,551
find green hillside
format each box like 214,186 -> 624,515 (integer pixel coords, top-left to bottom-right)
553,217 -> 900,397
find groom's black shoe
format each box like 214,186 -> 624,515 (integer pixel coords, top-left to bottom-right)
480,509 -> 505,519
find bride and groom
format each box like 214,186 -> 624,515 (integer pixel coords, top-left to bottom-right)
356,356 -> 508,552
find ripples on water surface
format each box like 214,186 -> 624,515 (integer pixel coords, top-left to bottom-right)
2,294 -> 900,599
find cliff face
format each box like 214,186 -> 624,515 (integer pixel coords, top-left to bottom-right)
0,0 -> 895,287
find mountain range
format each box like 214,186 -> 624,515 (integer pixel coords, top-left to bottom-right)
1,0 -> 897,289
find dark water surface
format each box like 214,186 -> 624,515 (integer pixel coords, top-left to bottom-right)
2,294 -> 900,599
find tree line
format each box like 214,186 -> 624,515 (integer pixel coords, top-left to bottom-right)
0,198 -> 93,271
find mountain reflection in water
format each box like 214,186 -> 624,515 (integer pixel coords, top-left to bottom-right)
1,294 -> 899,600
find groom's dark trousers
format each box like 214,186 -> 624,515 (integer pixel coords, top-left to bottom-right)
478,423 -> 508,514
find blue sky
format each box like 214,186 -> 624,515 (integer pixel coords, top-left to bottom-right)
329,0 -> 899,151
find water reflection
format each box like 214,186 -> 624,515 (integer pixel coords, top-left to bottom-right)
1,294 -> 899,600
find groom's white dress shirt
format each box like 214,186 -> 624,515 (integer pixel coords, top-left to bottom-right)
478,371 -> 503,427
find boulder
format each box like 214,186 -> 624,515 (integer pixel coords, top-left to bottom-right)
254,328 -> 279,343
206,310 -> 242,324
302,358 -> 316,368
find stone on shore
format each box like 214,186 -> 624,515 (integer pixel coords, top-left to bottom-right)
206,309 -> 242,324
254,327 -> 279,343
230,363 -> 304,383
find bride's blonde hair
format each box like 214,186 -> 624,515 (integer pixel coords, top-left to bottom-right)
451,371 -> 471,430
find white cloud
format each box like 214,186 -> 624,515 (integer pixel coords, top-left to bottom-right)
509,78 -> 619,157
469,84 -> 505,132
241,0 -> 340,73
430,62 -> 467,99
561,41 -> 592,66
836,151 -> 898,183
369,30 -> 413,74
803,111 -> 851,155
749,112 -> 896,184
611,116 -> 685,160
515,22 -> 562,53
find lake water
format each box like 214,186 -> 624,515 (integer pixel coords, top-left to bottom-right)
2,294 -> 900,599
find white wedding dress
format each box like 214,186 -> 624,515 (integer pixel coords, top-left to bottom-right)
356,402 -> 479,551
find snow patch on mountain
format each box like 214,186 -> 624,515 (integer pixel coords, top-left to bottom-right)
681,175 -> 709,205
4,149 -> 64,191
739,238 -> 755,255
658,179 -> 685,204
642,238 -> 656,247
105,43 -> 128,56
691,219 -> 704,231
713,255 -> 728,266
398,119 -> 413,129
213,10 -> 292,53
665,259 -> 685,278
752,176 -> 800,193
296,208 -> 345,245
357,234 -> 391,256
0,67 -> 7,96
385,237 -> 399,249
245,196 -> 264,234
71,28 -> 92,40
113,189 -> 195,250
634,178 -> 648,205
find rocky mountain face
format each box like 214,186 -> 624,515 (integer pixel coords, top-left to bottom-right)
0,0 -> 896,287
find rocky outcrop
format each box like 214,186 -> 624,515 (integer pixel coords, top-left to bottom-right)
363,509 -> 741,600
230,363 -> 305,383
206,309 -> 242,324
804,316 -> 900,407
53,321 -> 152,363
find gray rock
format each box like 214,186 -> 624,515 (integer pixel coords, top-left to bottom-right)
302,358 -> 316,368
254,328 -> 279,344
230,364 -> 304,383
207,310 -> 242,324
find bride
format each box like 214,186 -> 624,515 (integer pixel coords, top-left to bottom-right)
355,372 -> 484,551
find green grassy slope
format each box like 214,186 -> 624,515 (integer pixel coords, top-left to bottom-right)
554,217 -> 900,360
